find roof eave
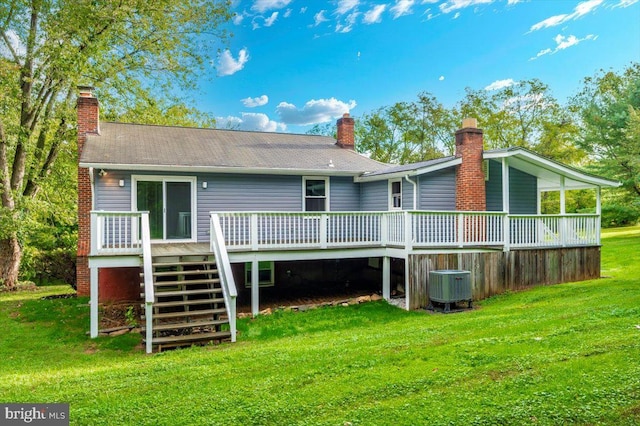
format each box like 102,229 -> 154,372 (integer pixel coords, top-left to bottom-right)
354,157 -> 461,182
483,149 -> 621,188
78,162 -> 370,177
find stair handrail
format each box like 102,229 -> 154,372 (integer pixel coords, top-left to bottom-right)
210,213 -> 238,343
140,212 -> 154,354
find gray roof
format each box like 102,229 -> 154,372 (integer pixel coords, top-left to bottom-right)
362,156 -> 457,177
80,122 -> 388,175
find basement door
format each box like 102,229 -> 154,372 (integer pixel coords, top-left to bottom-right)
132,176 -> 197,242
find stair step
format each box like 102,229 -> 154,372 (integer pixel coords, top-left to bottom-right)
140,278 -> 221,288
151,269 -> 217,277
143,319 -> 228,332
143,308 -> 226,320
151,298 -> 225,308
153,278 -> 220,287
149,330 -> 232,345
154,288 -> 222,298
152,260 -> 216,268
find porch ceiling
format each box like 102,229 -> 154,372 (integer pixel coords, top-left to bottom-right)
484,148 -> 620,191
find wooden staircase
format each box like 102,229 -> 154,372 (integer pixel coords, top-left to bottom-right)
140,254 -> 231,351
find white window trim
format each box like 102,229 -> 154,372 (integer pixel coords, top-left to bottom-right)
389,178 -> 402,211
302,176 -> 330,212
131,175 -> 197,243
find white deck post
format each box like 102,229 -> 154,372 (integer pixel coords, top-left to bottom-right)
251,214 -> 259,251
502,158 -> 510,252
382,256 -> 391,300
320,214 -> 328,249
251,259 -> 259,316
596,187 -> 602,245
90,266 -> 99,338
560,176 -> 566,247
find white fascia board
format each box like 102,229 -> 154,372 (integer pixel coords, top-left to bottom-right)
483,150 -> 620,188
354,158 -> 461,183
79,162 -> 363,177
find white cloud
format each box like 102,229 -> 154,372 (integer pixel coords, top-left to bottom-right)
439,76 -> 445,81
276,98 -> 357,125
485,78 -> 516,91
264,11 -> 279,26
300,7 -> 308,13
336,11 -> 360,33
241,95 -> 269,107
363,4 -> 387,23
337,0 -> 360,15
530,0 -> 603,32
284,8 -> 292,17
233,13 -> 245,25
251,0 -> 292,13
314,10 -> 329,26
439,0 -> 494,14
217,113 -> 286,132
615,0 -> 639,7
507,0 -> 522,4
216,48 -> 250,76
390,0 -> 416,18
529,34 -> 596,60
453,12 -> 460,19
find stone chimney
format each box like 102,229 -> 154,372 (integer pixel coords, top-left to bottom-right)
455,118 -> 486,211
76,86 -> 99,297
336,113 -> 355,150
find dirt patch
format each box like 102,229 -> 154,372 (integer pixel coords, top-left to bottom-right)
99,303 -> 142,330
237,290 -> 379,313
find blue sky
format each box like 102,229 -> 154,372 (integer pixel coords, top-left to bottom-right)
196,0 -> 640,134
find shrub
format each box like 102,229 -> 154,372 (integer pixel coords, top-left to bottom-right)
20,247 -> 77,289
601,204 -> 640,228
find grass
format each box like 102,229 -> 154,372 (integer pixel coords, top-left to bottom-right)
1,226 -> 639,425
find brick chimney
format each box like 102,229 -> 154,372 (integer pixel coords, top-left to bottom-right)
76,86 -> 99,297
336,113 -> 355,150
455,118 -> 486,211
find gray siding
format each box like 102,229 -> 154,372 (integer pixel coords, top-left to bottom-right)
360,180 -> 388,211
486,160 -> 537,214
330,176 -> 360,211
418,168 -> 456,211
94,170 -> 133,211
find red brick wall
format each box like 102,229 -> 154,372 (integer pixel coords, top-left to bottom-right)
455,126 -> 486,211
76,93 -> 99,297
336,113 -> 355,149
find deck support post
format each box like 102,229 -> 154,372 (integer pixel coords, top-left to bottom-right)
382,256 -> 391,300
251,259 -> 259,316
90,266 -> 99,338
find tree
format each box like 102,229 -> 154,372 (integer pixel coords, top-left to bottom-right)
458,79 -> 584,163
571,63 -> 640,203
356,93 -> 452,164
0,1 -> 232,290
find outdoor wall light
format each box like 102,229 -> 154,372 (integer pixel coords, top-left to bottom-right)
119,179 -> 125,187
98,169 -> 107,177
202,181 -> 208,189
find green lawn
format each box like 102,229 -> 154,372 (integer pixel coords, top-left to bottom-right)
1,226 -> 639,425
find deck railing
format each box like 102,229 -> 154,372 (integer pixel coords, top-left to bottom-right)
90,211 -> 143,255
210,214 -> 238,343
89,211 -> 602,258
215,211 -> 600,252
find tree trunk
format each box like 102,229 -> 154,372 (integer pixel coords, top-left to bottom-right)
0,234 -> 21,290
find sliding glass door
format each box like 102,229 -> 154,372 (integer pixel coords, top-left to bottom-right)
134,176 -> 196,241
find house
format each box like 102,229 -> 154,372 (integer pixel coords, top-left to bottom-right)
76,87 -> 619,352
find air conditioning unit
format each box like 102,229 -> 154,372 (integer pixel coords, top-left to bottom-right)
428,270 -> 472,312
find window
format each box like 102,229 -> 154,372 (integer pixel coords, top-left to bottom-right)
390,179 -> 402,210
245,261 -> 274,287
303,177 -> 329,211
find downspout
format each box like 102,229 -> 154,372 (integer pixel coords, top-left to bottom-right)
404,175 -> 417,210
